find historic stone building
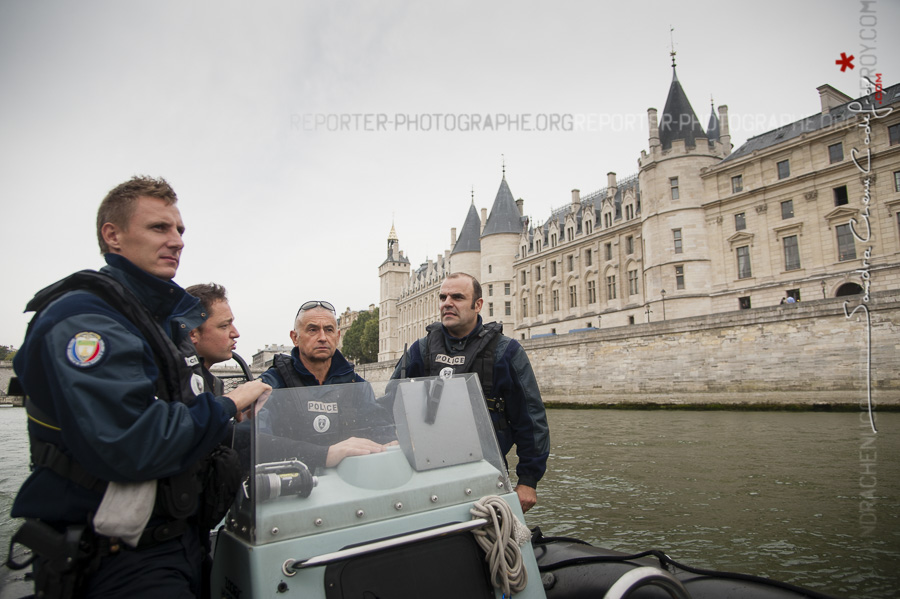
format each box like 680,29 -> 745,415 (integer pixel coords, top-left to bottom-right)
378,68 -> 900,361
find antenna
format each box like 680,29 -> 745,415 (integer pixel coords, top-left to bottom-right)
669,26 -> 676,67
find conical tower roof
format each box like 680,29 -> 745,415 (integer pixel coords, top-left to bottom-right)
481,177 -> 523,237
659,68 -> 707,150
707,101 -> 720,143
450,202 -> 482,254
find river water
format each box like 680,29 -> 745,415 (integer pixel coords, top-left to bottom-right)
1,407 -> 898,598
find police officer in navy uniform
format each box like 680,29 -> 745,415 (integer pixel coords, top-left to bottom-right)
185,283 -> 241,395
9,176 -> 270,598
389,272 -> 549,513
259,300 -> 394,470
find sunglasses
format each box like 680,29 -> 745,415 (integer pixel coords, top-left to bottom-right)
296,300 -> 336,318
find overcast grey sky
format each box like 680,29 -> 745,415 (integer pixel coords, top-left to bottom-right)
1,0 -> 897,359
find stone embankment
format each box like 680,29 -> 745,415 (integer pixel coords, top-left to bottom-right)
8,291 -> 897,409
361,291 -> 900,409
0,361 -> 23,405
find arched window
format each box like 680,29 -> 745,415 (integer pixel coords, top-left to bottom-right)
835,283 -> 863,297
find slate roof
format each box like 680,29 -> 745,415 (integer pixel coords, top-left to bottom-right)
722,82 -> 900,164
707,104 -> 720,143
450,202 -> 482,254
530,174 -> 640,243
481,177 -> 525,237
659,68 -> 707,150
380,245 -> 409,266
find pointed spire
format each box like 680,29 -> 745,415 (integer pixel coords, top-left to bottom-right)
659,54 -> 707,150
707,97 -> 720,143
482,175 -> 524,237
502,154 -> 506,179
451,202 -> 483,255
383,219 -> 407,265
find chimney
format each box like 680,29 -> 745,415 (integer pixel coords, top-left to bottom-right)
607,172 -> 618,200
817,84 -> 852,113
516,198 -> 524,216
718,105 -> 731,155
450,227 -> 457,249
648,108 -> 660,149
571,189 -> 580,206
481,208 -> 487,232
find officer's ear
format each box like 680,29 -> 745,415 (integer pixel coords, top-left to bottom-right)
473,297 -> 483,313
189,327 -> 201,345
101,222 -> 124,253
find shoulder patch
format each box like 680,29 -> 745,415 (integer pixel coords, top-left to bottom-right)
66,331 -> 106,368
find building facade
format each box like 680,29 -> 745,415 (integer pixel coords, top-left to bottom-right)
378,70 -> 900,361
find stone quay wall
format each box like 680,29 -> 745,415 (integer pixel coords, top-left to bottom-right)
0,361 -> 13,396
361,291 -> 900,408
0,361 -> 23,405
8,291 -> 897,408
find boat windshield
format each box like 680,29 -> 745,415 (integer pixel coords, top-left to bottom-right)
225,372 -> 511,545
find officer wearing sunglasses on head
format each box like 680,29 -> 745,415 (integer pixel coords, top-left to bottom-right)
257,301 -> 395,469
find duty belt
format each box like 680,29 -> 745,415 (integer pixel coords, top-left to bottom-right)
96,519 -> 189,555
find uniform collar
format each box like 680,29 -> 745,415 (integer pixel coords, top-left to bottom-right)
101,253 -> 203,337
442,316 -> 484,351
290,346 -> 354,383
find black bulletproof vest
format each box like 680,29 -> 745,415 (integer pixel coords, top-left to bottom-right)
21,270 -> 208,513
422,321 -> 502,399
273,353 -> 309,388
24,270 -> 203,405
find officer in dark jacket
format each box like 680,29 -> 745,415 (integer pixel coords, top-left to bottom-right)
389,273 -> 549,513
186,282 -> 241,395
259,301 -> 394,470
10,176 -> 270,598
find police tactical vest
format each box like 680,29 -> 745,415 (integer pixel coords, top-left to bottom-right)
271,354 -> 349,442
22,270 -> 209,517
273,353 -> 310,389
422,321 -> 503,399
24,270 -> 204,405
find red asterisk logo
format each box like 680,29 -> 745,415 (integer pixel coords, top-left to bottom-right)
836,52 -> 855,72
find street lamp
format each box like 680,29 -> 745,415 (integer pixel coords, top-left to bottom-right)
661,289 -> 666,321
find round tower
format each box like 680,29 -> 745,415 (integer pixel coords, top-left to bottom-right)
480,172 -> 525,327
638,65 -> 721,319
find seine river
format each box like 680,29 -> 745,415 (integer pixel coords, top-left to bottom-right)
1,407 -> 898,598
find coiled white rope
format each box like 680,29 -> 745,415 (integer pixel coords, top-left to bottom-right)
470,495 -> 530,597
